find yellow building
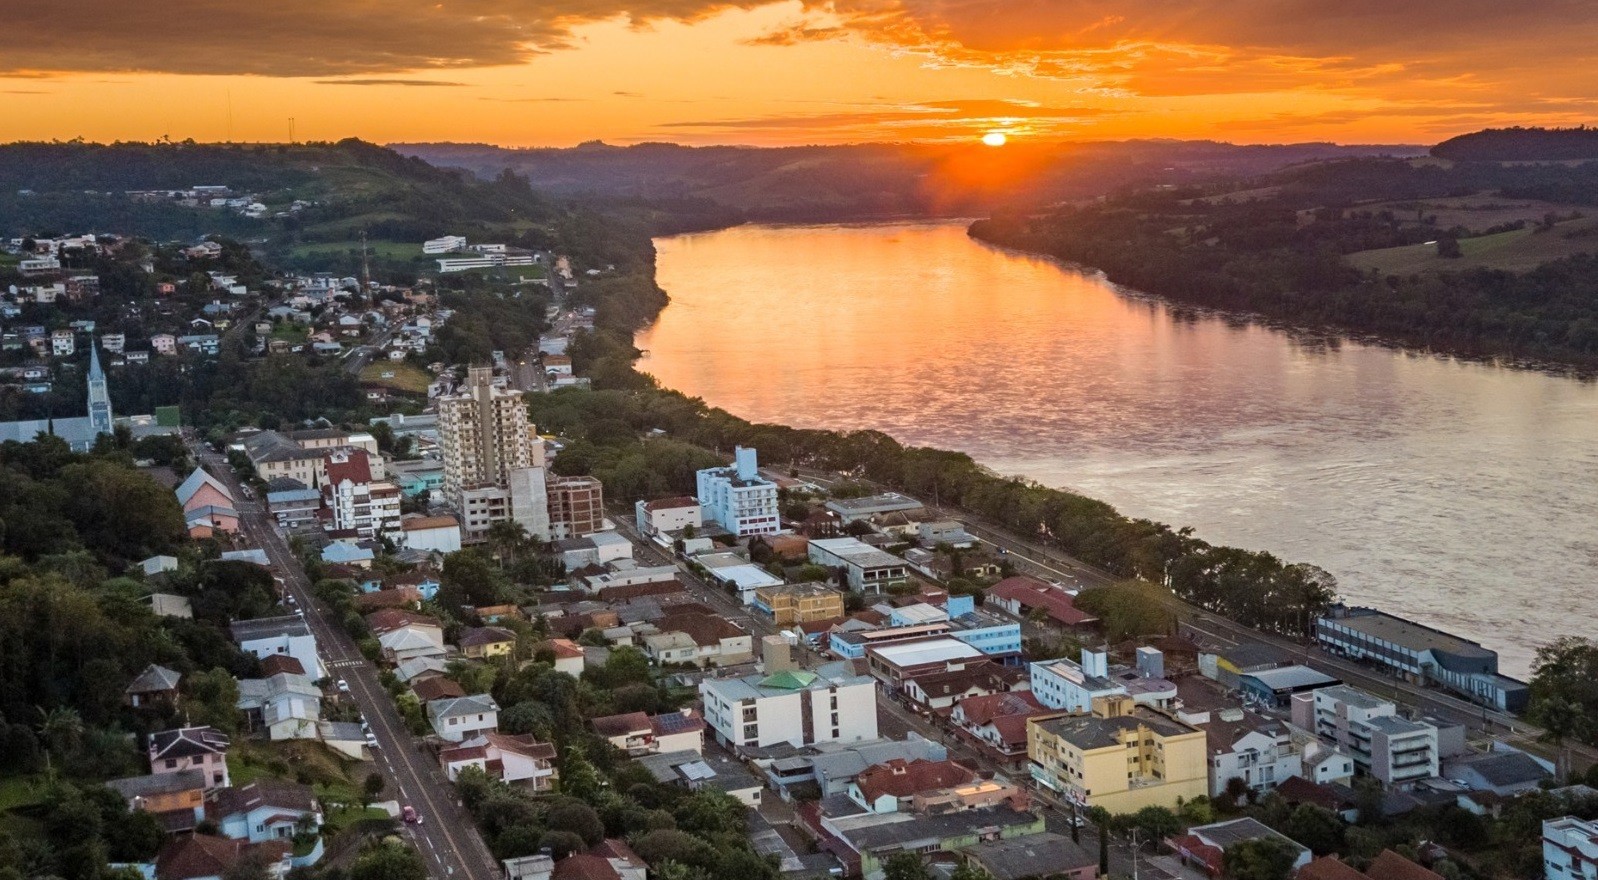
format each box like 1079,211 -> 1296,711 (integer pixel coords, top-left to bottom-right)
754,582 -> 845,626
459,625 -> 516,660
1027,697 -> 1207,815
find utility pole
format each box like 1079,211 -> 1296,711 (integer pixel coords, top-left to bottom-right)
360,230 -> 371,293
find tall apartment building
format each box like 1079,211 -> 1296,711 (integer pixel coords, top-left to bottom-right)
696,446 -> 780,537
1289,685 -> 1438,787
547,475 -> 605,540
699,661 -> 878,749
439,367 -> 549,541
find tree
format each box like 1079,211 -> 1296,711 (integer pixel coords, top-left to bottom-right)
350,840 -> 428,880
950,863 -> 992,880
1436,233 -> 1463,258
882,852 -> 931,880
1279,805 -> 1344,855
184,667 -> 242,734
537,830 -> 587,859
1098,824 -> 1110,877
362,772 -> 385,808
1130,805 -> 1181,842
546,799 -> 605,846
1074,580 -> 1174,641
1221,837 -> 1301,880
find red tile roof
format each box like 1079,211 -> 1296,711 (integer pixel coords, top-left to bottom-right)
954,691 -> 1047,726
656,611 -> 745,648
1298,857 -> 1371,880
365,608 -> 441,634
988,577 -> 1098,626
536,638 -> 586,659
855,759 -> 977,804
458,626 -> 516,648
259,654 -> 306,676
591,711 -> 651,738
644,496 -> 698,511
412,677 -> 466,702
1366,850 -> 1444,880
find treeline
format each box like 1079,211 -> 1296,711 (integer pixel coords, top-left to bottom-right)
1433,126 -> 1598,162
968,157 -> 1598,366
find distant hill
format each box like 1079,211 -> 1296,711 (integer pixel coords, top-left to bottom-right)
391,139 -> 1426,221
1432,127 -> 1598,162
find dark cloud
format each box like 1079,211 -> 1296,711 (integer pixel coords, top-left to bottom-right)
314,79 -> 467,87
659,99 -> 1115,137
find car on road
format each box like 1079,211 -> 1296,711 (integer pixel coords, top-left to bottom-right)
401,805 -> 422,824
364,732 -> 380,749
336,679 -> 350,693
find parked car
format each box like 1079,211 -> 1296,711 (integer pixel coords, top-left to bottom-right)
401,805 -> 421,824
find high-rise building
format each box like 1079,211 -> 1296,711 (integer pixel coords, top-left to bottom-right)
547,475 -> 605,540
696,446 -> 780,536
439,367 -> 549,541
322,449 -> 401,539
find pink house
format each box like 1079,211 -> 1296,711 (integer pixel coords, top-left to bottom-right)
176,467 -> 240,536
148,726 -> 231,790
152,333 -> 177,355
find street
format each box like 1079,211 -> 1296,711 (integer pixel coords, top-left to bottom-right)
194,443 -> 500,880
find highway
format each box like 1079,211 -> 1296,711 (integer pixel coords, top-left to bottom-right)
193,442 -> 500,880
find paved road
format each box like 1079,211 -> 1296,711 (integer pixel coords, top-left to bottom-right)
195,443 -> 500,880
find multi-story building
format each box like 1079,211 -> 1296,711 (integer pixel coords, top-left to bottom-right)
699,661 -> 878,749
1545,816 -> 1598,880
1201,710 -> 1304,797
1290,685 -> 1438,787
438,366 -> 549,541
635,496 -> 702,538
808,537 -> 910,593
547,475 -> 605,539
147,726 -> 231,790
1030,648 -> 1126,713
753,582 -> 846,626
1027,697 -> 1208,813
696,446 -> 780,536
1315,605 -> 1528,712
322,450 -> 401,538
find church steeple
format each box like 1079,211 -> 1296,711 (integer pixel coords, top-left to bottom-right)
87,342 -> 113,435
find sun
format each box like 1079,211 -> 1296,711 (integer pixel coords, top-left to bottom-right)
981,131 -> 1008,147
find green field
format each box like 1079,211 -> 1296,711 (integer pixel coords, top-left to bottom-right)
289,239 -> 426,262
1347,216 -> 1598,274
360,361 -> 430,394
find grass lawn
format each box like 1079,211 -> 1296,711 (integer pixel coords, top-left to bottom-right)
360,361 -> 431,394
289,239 -> 426,262
271,323 -> 310,343
0,775 -> 47,811
1347,216 -> 1598,274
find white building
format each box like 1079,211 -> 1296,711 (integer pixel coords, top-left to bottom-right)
51,329 -> 75,356
428,694 -> 500,742
700,661 -> 878,749
399,515 -> 462,554
1289,685 -> 1438,787
322,450 -> 401,539
635,496 -> 702,538
1545,816 -> 1598,880
807,537 -> 910,593
696,447 -> 780,537
423,235 -> 468,254
230,616 -> 323,680
1202,711 -> 1303,797
1029,647 -> 1126,712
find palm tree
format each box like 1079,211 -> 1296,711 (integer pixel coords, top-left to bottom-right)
485,520 -> 529,570
36,705 -> 83,774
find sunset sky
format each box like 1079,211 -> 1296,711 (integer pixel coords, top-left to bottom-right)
4,0 -> 1595,146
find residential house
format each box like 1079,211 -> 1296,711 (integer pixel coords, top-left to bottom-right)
1202,710 -> 1304,798
1167,818 -> 1312,878
399,514 -> 462,554
367,609 -> 446,665
1299,851 -> 1444,880
552,840 -> 648,880
533,638 -> 586,676
231,616 -> 323,680
959,832 -> 1100,880
847,758 -> 977,813
126,664 -> 182,708
986,577 -> 1099,630
649,611 -> 753,667
236,673 -> 323,741
1027,698 -> 1208,813
948,691 -> 1053,767
152,333 -> 177,355
459,626 -> 517,660
901,660 -> 1030,715
590,709 -> 705,756
439,733 -> 559,791
107,769 -> 206,831
700,662 -> 879,749
149,726 -> 231,790
154,834 -> 290,880
211,779 -> 322,845
822,805 -> 1045,880
1442,750 -> 1550,797
428,694 -> 500,742
637,749 -> 764,806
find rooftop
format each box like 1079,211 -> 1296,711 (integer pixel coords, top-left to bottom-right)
962,832 -> 1097,880
867,637 -> 983,668
809,537 -> 905,569
1243,665 -> 1341,691
1033,707 -> 1199,751
229,615 -> 311,642
1322,608 -> 1495,663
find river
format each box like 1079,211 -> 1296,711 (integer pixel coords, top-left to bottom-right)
636,220 -> 1598,678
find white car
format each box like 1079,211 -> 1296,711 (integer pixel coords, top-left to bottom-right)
336,679 -> 350,693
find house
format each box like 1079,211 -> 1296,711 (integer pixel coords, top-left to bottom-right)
634,496 -> 702,538
948,691 -> 1052,767
959,832 -> 1100,880
175,467 -> 235,518
439,733 -> 558,790
637,749 -> 764,806
650,611 -> 753,666
533,638 -> 586,676
847,758 -> 978,813
149,726 -> 231,790
236,673 -> 323,741
1299,851 -> 1444,880
428,694 -> 500,742
552,840 -> 648,880
901,660 -> 1030,715
823,805 -> 1045,880
141,555 -> 180,576
589,709 -> 705,756
107,769 -> 206,831
1027,698 -> 1208,813
558,532 -> 635,570
367,609 -> 446,664
700,662 -> 878,749
211,779 -> 322,844
986,576 -> 1098,629
154,834 -> 290,880
1544,815 -> 1598,880
459,626 -> 517,660
642,631 -> 699,665
126,664 -> 182,708
412,675 -> 466,704
231,616 -> 323,680
320,541 -> 374,568
152,333 -> 177,355
1168,818 -> 1312,878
